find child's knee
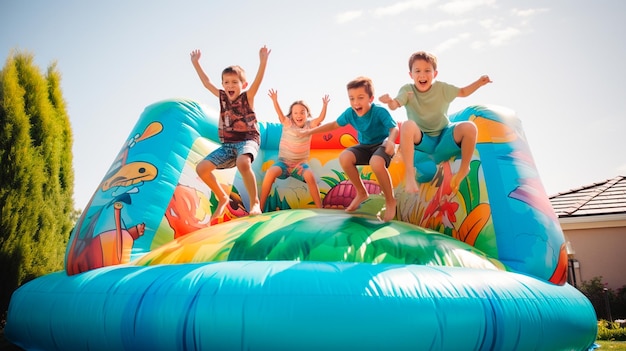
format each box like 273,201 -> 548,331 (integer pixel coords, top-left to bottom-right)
236,154 -> 253,170
196,160 -> 213,175
339,151 -> 356,167
456,121 -> 477,138
369,156 -> 387,171
303,170 -> 316,183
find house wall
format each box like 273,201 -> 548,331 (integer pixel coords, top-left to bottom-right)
561,216 -> 626,290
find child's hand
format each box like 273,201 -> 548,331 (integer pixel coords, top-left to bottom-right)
322,94 -> 330,105
384,140 -> 395,156
190,49 -> 201,63
378,94 -> 392,104
259,45 -> 271,61
479,75 -> 492,86
268,88 -> 278,101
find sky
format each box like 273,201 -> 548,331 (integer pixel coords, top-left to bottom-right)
2,0 -> 625,209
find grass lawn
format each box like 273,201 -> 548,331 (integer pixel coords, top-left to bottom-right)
597,340 -> 626,350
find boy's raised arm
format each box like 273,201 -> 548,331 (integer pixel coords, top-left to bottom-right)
458,75 -> 492,97
246,46 -> 272,104
190,49 -> 220,98
311,95 -> 330,127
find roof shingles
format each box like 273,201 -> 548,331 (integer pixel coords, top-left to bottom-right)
549,175 -> 626,217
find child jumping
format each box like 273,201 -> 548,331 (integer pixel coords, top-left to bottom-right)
379,51 -> 491,193
190,45 -> 271,221
302,76 -> 398,222
260,89 -> 330,211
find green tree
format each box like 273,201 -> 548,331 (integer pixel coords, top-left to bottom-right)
0,51 -> 74,314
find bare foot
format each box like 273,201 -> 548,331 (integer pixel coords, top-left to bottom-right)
210,196 -> 229,222
248,202 -> 262,216
450,167 -> 470,193
404,178 -> 420,193
381,198 -> 397,222
345,192 -> 369,212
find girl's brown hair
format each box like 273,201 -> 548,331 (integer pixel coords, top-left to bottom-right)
286,100 -> 312,118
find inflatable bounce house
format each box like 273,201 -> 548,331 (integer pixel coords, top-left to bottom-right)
6,99 -> 598,350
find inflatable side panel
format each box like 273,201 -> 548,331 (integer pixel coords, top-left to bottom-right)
393,105 -> 564,283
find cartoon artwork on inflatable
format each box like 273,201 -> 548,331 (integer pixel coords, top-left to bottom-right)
6,99 -> 598,350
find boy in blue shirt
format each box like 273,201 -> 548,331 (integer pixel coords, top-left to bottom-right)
303,76 -> 398,221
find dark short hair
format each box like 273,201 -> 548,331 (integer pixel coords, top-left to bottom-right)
408,51 -> 438,71
346,76 -> 374,97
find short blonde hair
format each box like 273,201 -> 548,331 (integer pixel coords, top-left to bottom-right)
221,65 -> 247,83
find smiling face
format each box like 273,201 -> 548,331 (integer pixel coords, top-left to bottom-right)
221,72 -> 246,101
348,86 -> 374,116
409,58 -> 438,92
289,103 -> 310,128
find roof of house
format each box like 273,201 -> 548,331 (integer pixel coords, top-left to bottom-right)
549,175 -> 626,217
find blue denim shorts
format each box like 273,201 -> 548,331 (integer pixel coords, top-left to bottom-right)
275,159 -> 310,182
204,140 -> 259,169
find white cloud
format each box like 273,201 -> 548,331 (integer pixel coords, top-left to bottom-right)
470,40 -> 486,50
511,8 -> 548,25
512,7 -> 549,17
489,27 -> 521,46
372,0 -> 438,17
415,19 -> 468,33
439,0 -> 496,15
435,33 -> 471,52
336,10 -> 363,24
479,18 -> 499,30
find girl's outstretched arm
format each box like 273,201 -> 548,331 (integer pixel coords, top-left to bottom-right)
311,95 -> 330,127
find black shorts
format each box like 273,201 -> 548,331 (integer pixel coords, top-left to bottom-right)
346,143 -> 394,168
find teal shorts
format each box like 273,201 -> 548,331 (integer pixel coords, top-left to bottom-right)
275,158 -> 310,183
413,123 -> 461,182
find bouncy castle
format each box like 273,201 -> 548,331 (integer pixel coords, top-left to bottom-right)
6,99 -> 598,350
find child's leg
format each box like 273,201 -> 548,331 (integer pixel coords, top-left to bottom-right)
237,153 -> 262,215
339,149 -> 368,212
196,159 -> 229,221
370,154 -> 396,222
451,121 -> 477,192
302,169 -> 322,208
400,120 -> 422,193
260,165 -> 283,212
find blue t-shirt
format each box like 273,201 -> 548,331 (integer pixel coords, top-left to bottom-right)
336,104 -> 397,145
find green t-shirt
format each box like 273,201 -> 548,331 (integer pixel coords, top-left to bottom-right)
394,81 -> 459,136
